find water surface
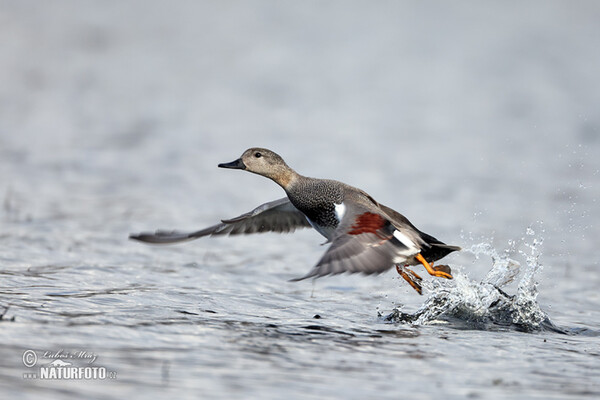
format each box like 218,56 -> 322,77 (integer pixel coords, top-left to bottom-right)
1,1 -> 599,399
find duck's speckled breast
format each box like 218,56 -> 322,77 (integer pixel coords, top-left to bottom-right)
286,179 -> 345,238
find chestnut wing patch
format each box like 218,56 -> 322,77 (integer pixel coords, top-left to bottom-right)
348,212 -> 386,235
347,212 -> 398,242
290,211 -> 413,281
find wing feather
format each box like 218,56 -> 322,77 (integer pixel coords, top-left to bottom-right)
291,209 -> 419,281
130,198 -> 311,244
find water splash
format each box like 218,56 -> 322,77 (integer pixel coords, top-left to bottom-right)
384,227 -> 562,332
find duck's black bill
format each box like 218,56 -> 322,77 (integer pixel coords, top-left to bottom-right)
218,158 -> 246,170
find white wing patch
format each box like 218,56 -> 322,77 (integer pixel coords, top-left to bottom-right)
392,229 -> 420,262
393,230 -> 418,251
334,202 -> 346,222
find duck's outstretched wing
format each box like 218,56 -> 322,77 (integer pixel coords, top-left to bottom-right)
130,198 -> 311,244
291,210 -> 416,281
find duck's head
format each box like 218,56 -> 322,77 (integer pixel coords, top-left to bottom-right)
218,148 -> 296,187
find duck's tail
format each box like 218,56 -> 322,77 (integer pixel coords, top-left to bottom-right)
419,231 -> 461,263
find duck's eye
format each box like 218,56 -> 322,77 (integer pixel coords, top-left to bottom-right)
254,152 -> 262,158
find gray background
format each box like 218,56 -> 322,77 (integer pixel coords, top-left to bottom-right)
1,1 -> 599,399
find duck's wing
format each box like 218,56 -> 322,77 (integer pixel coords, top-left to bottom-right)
130,198 -> 311,244
379,203 -> 461,261
291,210 -> 418,281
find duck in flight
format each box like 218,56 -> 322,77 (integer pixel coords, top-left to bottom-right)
130,148 -> 461,294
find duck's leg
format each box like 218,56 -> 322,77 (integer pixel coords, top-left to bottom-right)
396,265 -> 423,295
415,253 -> 453,279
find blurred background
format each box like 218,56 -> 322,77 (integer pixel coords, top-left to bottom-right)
1,1 -> 599,399
1,1 -> 598,259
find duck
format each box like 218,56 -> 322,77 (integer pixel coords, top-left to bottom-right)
130,148 -> 461,294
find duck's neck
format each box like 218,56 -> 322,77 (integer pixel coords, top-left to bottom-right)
270,168 -> 301,190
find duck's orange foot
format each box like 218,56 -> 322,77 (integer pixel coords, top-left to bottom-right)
396,265 -> 423,295
433,264 -> 452,277
415,253 -> 453,280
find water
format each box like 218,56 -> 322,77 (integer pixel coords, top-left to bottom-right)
1,1 -> 600,399
385,229 -> 559,333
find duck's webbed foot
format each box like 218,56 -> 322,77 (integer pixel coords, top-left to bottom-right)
396,265 -> 423,295
415,253 -> 453,279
